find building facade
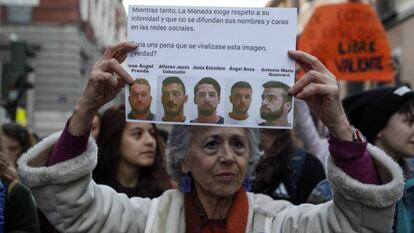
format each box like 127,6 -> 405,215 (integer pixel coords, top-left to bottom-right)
0,0 -> 127,136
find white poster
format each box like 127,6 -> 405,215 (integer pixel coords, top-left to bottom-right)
126,5 -> 297,128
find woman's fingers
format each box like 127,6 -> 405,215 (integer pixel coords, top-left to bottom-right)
99,58 -> 134,85
101,41 -> 138,61
295,83 -> 337,99
288,50 -> 331,75
113,48 -> 130,64
289,70 -> 335,96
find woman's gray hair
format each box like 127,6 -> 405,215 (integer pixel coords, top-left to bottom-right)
166,125 -> 262,186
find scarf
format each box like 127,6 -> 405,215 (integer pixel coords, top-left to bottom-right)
184,188 -> 248,233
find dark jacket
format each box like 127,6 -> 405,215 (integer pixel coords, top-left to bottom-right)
4,181 -> 40,233
0,180 -> 4,233
253,146 -> 326,205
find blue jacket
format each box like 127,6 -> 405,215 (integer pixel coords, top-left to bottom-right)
0,180 -> 5,233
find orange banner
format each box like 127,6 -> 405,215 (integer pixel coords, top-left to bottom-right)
298,3 -> 394,82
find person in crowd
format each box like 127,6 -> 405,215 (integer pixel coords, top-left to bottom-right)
301,85 -> 414,232
343,85 -> 414,233
161,76 -> 188,122
252,128 -> 325,204
92,105 -> 171,198
128,78 -> 155,120
1,123 -> 32,166
191,77 -> 224,124
226,81 -> 256,125
156,127 -> 169,146
91,112 -> 101,139
293,99 -> 329,165
260,81 -> 292,127
0,135 -> 40,233
17,42 -> 404,233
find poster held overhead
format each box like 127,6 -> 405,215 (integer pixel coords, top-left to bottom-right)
126,5 -> 297,128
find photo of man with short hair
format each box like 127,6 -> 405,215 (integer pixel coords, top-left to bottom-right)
260,80 -> 292,126
227,81 -> 255,124
191,77 -> 223,124
128,78 -> 155,120
161,76 -> 188,122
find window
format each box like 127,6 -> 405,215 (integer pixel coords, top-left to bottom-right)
6,6 -> 32,24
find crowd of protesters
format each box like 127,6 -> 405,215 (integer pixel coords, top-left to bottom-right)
0,40 -> 406,233
0,7 -> 413,233
0,46 -> 412,232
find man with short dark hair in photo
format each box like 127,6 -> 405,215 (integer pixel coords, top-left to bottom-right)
161,76 -> 188,122
191,77 -> 223,124
128,78 -> 155,120
227,81 -> 256,125
260,81 -> 292,126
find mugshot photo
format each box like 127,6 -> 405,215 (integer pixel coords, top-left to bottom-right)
126,77 -> 158,121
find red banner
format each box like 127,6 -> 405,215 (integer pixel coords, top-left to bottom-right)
298,3 -> 394,82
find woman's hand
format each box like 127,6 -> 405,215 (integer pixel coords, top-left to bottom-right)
69,42 -> 138,136
288,50 -> 353,141
0,153 -> 18,181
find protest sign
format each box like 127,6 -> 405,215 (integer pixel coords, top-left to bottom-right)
298,3 -> 394,82
126,6 -> 297,128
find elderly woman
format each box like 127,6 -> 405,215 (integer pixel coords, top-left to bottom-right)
17,42 -> 403,233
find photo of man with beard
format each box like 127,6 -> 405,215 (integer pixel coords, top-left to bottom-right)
128,78 -> 155,120
190,77 -> 224,124
161,76 -> 188,122
259,81 -> 292,126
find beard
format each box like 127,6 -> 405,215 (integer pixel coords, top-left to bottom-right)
260,106 -> 283,121
133,105 -> 151,115
233,105 -> 249,115
164,103 -> 184,116
198,105 -> 217,116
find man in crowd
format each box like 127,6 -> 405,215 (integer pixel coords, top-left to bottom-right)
128,78 -> 155,120
161,76 -> 188,122
191,77 -> 223,124
260,80 -> 292,126
227,81 -> 255,124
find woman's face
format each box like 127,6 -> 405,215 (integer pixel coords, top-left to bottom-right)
1,135 -> 22,165
376,111 -> 414,159
182,127 -> 250,198
91,115 -> 101,139
119,122 -> 157,167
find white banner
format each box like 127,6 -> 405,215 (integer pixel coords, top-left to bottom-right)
126,5 -> 297,128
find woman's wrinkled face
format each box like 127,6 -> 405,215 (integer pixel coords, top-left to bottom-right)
181,127 -> 250,198
120,122 -> 157,167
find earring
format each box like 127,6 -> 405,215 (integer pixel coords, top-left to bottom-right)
180,173 -> 192,193
242,177 -> 251,191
